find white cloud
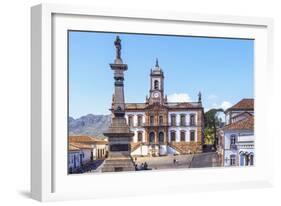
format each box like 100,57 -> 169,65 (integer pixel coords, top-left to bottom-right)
167,93 -> 192,102
220,101 -> 232,110
210,101 -> 232,111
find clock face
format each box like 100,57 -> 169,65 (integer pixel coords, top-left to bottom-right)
153,92 -> 159,98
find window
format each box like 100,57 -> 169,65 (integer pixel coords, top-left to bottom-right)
149,132 -> 155,144
128,115 -> 133,127
150,115 -> 154,125
137,115 -> 143,126
180,114 -> 186,126
154,80 -> 159,90
190,130 -> 195,141
137,132 -> 143,142
170,131 -> 176,142
190,114 -> 195,126
180,131 -> 186,141
171,114 -> 176,126
230,154 -> 236,166
230,135 -> 236,145
230,134 -> 237,149
159,115 -> 163,125
158,132 -> 164,143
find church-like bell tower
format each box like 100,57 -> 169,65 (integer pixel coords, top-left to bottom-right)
148,58 -> 165,105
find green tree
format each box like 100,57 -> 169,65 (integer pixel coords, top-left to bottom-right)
204,108 -> 224,148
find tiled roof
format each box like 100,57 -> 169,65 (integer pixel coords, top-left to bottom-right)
227,98 -> 254,111
125,103 -> 146,110
69,136 -> 107,144
125,101 -> 202,110
69,136 -> 97,144
223,115 -> 254,131
70,142 -> 93,149
232,111 -> 253,119
167,102 -> 202,109
69,144 -> 80,151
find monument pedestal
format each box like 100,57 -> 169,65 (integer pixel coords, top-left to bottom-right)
101,115 -> 135,172
101,156 -> 135,172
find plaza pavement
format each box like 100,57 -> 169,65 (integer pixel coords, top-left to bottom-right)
134,152 -> 220,170
90,152 -> 220,173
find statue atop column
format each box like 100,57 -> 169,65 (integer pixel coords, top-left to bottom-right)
101,36 -> 135,172
114,36 -> 122,60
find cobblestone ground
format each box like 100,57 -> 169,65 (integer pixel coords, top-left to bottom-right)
134,152 -> 220,171
190,152 -> 220,168
89,152 -> 220,173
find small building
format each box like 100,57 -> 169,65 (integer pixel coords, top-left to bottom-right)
68,135 -> 108,161
218,99 -> 254,167
69,142 -> 93,165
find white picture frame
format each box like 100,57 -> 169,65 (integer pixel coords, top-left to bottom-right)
31,3 -> 274,202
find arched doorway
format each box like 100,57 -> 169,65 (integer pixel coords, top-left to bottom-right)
249,153 -> 254,166
149,132 -> 155,144
239,152 -> 245,166
158,132 -> 164,144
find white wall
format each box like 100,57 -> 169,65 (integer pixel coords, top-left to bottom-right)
167,111 -> 198,142
1,0 -> 281,205
223,130 -> 254,150
223,130 -> 254,166
81,148 -> 92,164
131,145 -> 148,156
168,111 -> 197,126
168,127 -> 197,142
125,112 -> 146,142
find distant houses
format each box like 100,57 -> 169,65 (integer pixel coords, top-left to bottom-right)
217,99 -> 254,167
68,136 -> 108,173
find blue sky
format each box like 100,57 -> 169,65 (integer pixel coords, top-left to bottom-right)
69,31 -> 254,118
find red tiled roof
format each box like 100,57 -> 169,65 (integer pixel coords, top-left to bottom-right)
69,144 -> 80,151
69,136 -> 108,144
167,102 -> 202,109
223,115 -> 254,131
70,142 -> 92,149
227,98 -> 254,111
125,103 -> 146,110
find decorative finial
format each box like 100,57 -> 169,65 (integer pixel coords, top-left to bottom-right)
198,91 -> 202,103
114,36 -> 122,59
155,58 -> 159,67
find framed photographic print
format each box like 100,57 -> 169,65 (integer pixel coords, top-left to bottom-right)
31,3 -> 274,201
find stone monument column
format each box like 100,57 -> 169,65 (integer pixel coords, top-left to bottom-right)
101,36 -> 135,172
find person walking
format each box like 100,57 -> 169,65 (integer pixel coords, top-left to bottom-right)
144,162 -> 148,170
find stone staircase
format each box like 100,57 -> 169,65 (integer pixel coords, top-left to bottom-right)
169,142 -> 202,154
130,142 -> 142,152
101,157 -> 136,172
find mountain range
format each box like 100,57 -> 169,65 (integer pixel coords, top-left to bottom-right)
69,114 -> 111,139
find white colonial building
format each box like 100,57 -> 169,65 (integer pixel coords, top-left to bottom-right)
68,136 -> 108,172
124,60 -> 204,157
218,99 -> 254,166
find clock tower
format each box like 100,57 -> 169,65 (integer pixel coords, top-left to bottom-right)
148,59 -> 165,105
